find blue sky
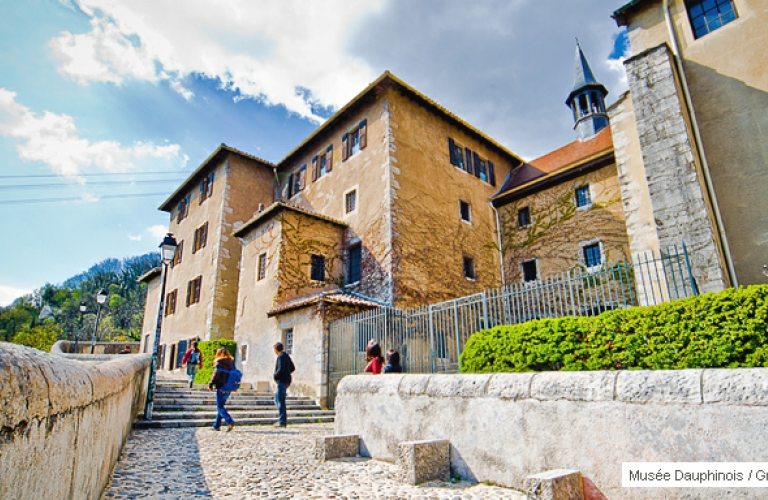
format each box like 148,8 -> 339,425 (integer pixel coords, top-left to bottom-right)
0,0 -> 630,305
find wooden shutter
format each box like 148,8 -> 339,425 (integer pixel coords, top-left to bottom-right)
341,133 -> 349,161
488,160 -> 496,186
465,148 -> 474,174
298,165 -> 306,190
287,173 -> 294,199
186,281 -> 192,306
311,157 -> 318,181
326,145 -> 333,172
206,172 -> 214,198
359,120 -> 367,149
184,195 -> 191,218
199,180 -> 206,204
448,138 -> 456,165
177,201 -> 183,222
192,228 -> 199,254
202,222 -> 208,248
473,152 -> 482,178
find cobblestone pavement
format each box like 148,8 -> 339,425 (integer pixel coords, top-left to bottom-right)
103,424 -> 525,500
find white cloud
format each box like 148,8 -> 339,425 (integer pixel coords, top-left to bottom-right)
0,284 -> 32,307
148,225 -> 168,238
81,193 -> 99,203
128,234 -> 142,241
52,0 -> 385,121
0,88 -> 185,178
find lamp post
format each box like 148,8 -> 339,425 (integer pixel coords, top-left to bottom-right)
144,233 -> 178,420
75,302 -> 86,353
90,289 -> 108,354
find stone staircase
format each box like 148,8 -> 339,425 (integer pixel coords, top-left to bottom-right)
134,379 -> 334,429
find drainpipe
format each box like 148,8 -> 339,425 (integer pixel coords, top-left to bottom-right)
490,202 -> 507,286
273,167 -> 281,202
662,0 -> 738,288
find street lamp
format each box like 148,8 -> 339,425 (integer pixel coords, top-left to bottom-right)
90,289 -> 108,354
144,232 -> 178,420
75,301 -> 86,353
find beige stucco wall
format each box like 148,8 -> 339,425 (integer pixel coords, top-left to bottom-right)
497,163 -> 629,281
139,272 -> 161,354
622,0 -> 768,285
0,343 -> 151,500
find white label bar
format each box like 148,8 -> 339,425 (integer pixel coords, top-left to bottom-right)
623,463 -> 768,488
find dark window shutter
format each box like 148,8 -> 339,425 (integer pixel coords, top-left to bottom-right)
311,156 -> 318,181
186,281 -> 192,306
287,173 -> 294,199
342,133 -> 349,161
465,148 -> 474,174
207,172 -> 214,197
359,120 -> 367,149
326,145 -> 333,172
488,160 -> 496,186
177,240 -> 183,264
192,229 -> 198,254
199,180 -> 205,204
473,152 -> 482,178
298,165 -> 306,190
177,201 -> 183,222
448,138 -> 456,165
202,222 -> 208,248
185,195 -> 191,217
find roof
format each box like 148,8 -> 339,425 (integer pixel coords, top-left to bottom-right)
612,0 -> 651,26
233,202 -> 347,238
277,71 -> 525,170
159,143 -> 274,212
492,127 -> 614,206
267,290 -> 384,317
567,43 -> 608,105
137,267 -> 162,283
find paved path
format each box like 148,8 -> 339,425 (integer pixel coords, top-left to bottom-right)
103,424 -> 525,500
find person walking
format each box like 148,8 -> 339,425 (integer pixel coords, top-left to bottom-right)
181,341 -> 203,388
273,342 -> 295,427
208,347 -> 235,432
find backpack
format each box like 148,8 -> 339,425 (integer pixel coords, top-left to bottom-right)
217,367 -> 242,392
189,350 -> 200,364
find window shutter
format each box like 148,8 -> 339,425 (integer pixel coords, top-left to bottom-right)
298,165 -> 306,190
202,222 -> 208,248
488,160 -> 496,186
341,133 -> 349,161
311,157 -> 318,181
287,173 -> 294,199
465,148 -> 474,174
192,229 -> 198,254
177,201 -> 183,223
207,172 -> 214,198
473,152 -> 482,178
448,138 -> 456,165
177,240 -> 183,264
359,120 -> 367,149
185,195 -> 191,217
186,281 -> 192,306
199,180 -> 205,204
326,145 -> 333,172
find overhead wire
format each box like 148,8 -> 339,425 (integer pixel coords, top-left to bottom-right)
0,192 -> 172,206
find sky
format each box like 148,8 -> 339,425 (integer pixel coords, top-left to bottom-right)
0,0 -> 631,306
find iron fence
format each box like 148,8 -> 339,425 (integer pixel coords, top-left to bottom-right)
327,244 -> 697,407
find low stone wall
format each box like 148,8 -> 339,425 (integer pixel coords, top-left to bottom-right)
52,339 -> 141,355
335,370 -> 768,499
0,342 -> 151,500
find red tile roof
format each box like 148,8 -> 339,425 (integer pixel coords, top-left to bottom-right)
267,290 -> 383,317
529,127 -> 613,174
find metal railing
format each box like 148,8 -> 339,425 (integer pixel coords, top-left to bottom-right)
327,244 -> 697,407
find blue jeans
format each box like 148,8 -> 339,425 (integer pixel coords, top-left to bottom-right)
274,382 -> 287,426
214,389 -> 234,429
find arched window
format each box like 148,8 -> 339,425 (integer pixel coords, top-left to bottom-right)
578,94 -> 589,117
590,92 -> 601,113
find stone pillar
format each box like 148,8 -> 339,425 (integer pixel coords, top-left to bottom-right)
525,469 -> 584,500
315,435 -> 360,461
396,439 -> 450,485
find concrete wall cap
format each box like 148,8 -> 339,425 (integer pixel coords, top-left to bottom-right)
486,373 -> 535,400
531,371 -> 617,402
425,374 -> 492,398
616,369 -> 703,404
702,368 -> 768,406
336,374 -> 404,395
397,374 -> 432,396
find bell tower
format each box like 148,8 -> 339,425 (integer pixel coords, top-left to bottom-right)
565,41 -> 609,140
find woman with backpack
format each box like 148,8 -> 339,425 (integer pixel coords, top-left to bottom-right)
208,347 -> 236,432
181,341 -> 203,388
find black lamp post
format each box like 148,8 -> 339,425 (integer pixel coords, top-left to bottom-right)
144,233 -> 178,420
75,301 -> 86,353
90,289 -> 108,354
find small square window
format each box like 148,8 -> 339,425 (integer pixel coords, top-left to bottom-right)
257,253 -> 267,281
575,185 -> 591,208
518,207 -> 531,228
459,200 -> 471,223
346,190 -> 357,214
346,244 -> 362,285
310,255 -> 325,282
686,0 -> 737,38
522,259 -> 537,282
283,328 -> 294,355
583,243 -> 602,268
463,256 -> 476,280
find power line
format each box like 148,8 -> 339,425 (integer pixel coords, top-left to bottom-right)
0,171 -> 187,179
0,192 -> 170,205
0,179 -> 183,190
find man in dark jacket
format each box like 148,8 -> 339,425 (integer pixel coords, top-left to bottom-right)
273,342 -> 295,427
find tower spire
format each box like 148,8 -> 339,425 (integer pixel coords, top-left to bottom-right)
565,41 -> 609,140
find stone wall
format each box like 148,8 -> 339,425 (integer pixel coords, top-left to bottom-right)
335,370 -> 768,499
0,342 -> 151,500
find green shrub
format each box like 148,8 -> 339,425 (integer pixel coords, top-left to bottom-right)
460,285 -> 768,373
194,339 -> 237,385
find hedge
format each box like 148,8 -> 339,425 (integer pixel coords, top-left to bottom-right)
459,284 -> 768,373
194,339 -> 237,384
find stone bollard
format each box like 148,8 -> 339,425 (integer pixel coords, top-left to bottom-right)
525,469 -> 584,500
396,439 -> 450,485
315,435 -> 360,461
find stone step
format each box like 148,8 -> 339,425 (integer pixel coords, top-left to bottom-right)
133,415 -> 334,429
152,397 -> 316,406
154,403 -> 322,412
149,409 -> 335,420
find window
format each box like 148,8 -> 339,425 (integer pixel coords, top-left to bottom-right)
257,253 -> 267,281
186,276 -> 202,306
176,194 -> 191,223
575,185 -> 592,208
463,256 -> 476,280
164,289 -> 177,316
346,243 -> 362,285
518,207 -> 531,228
240,344 -> 248,364
583,243 -> 602,269
193,222 -> 208,253
293,165 -> 306,196
451,143 -> 496,186
522,259 -> 538,282
176,340 -> 187,369
171,240 -> 184,268
459,200 -> 471,223
199,171 -> 214,204
342,120 -> 367,161
312,145 -> 333,181
310,255 -> 325,282
345,190 -> 357,214
283,328 -> 294,355
448,138 -> 465,170
687,0 -> 737,39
